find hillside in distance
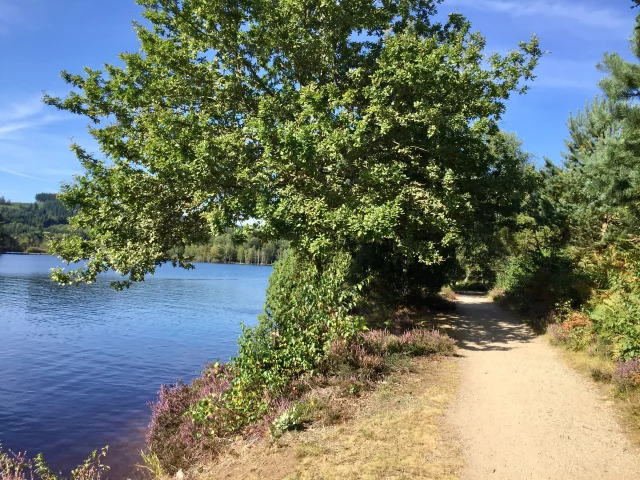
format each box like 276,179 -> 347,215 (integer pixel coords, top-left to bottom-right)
0,193 -> 71,253
0,193 -> 286,264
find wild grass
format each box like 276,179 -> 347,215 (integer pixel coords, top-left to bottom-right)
550,333 -> 640,447
193,357 -> 462,480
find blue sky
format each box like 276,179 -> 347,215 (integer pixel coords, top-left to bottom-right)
0,0 -> 636,202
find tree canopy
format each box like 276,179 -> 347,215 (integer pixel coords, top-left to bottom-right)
45,0 -> 541,287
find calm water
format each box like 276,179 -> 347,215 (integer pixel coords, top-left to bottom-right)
0,254 -> 271,477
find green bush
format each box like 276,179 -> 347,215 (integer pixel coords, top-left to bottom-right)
590,291 -> 640,360
188,253 -> 366,438
496,250 -> 591,318
150,253 -> 459,472
234,252 -> 365,392
453,281 -> 490,292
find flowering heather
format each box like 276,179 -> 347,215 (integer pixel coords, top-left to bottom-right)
548,323 -> 565,343
0,448 -> 32,480
398,329 -> 457,356
0,446 -> 108,480
614,359 -> 640,388
147,328 -> 457,473
361,330 -> 400,355
363,328 -> 456,357
146,363 -> 235,472
326,339 -> 385,376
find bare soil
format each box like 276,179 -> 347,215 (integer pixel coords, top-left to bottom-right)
446,294 -> 640,480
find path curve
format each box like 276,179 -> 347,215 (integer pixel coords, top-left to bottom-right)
446,294 -> 640,480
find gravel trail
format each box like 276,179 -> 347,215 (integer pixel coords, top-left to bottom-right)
446,294 -> 640,480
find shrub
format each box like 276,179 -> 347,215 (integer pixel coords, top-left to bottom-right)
590,291 -> 640,360
146,254 -> 458,474
148,324 -> 457,473
233,252 -> 365,395
614,359 -> 640,389
269,401 -> 310,439
496,250 -> 590,318
439,286 -> 457,301
147,364 -> 233,473
325,339 -> 386,380
362,329 -> 456,357
0,446 -> 109,480
148,253 -> 366,474
548,311 -> 594,351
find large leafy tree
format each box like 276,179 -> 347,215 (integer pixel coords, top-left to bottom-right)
45,0 -> 541,287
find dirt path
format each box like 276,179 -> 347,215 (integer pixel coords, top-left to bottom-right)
446,294 -> 640,480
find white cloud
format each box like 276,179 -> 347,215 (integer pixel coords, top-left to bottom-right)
0,95 -> 67,139
0,166 -> 50,182
0,115 -> 62,139
0,94 -> 77,187
0,96 -> 44,121
450,0 -> 632,30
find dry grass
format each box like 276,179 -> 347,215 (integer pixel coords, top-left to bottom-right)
439,286 -> 457,302
180,357 -> 462,480
552,338 -> 640,448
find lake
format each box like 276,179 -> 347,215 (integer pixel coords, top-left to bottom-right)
0,254 -> 272,477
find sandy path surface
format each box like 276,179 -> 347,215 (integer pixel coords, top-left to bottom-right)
446,294 -> 640,480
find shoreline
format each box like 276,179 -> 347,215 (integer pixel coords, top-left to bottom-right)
0,252 -> 277,266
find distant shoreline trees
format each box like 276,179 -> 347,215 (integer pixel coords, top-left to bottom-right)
0,192 -> 287,263
183,235 -> 289,265
0,193 -> 70,253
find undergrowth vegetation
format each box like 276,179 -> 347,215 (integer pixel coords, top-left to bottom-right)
41,0 -> 639,474
0,447 -> 109,480
494,246 -> 640,377
145,254 -> 457,475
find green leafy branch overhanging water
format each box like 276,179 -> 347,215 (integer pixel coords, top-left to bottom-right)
38,0 -> 544,474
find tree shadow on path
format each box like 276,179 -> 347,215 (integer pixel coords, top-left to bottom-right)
436,293 -> 538,353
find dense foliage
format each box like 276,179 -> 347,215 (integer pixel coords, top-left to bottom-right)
46,0 -> 540,289
490,4 -> 640,362
147,306 -> 456,474
0,194 -> 71,253
44,0 -> 542,472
